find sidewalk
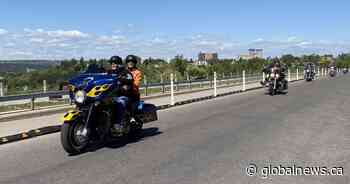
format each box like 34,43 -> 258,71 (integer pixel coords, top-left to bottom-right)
0,82 -> 260,137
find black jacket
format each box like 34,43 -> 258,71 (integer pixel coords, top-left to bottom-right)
108,66 -> 134,97
263,64 -> 286,74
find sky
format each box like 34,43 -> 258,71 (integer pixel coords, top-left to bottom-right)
0,0 -> 349,60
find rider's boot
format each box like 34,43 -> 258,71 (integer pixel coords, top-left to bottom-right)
111,123 -> 124,137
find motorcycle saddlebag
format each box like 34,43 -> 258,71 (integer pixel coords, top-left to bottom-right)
135,103 -> 158,123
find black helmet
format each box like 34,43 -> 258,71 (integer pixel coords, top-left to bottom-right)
125,55 -> 138,64
109,56 -> 123,65
272,58 -> 280,66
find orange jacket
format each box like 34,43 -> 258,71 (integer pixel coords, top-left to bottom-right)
129,68 -> 142,93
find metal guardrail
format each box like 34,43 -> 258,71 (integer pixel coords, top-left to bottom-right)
0,75 -> 252,103
0,68 -> 313,111
0,90 -> 68,102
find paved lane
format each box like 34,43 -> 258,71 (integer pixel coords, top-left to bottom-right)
0,76 -> 349,184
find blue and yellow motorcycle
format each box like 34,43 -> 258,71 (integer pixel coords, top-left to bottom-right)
61,64 -> 158,154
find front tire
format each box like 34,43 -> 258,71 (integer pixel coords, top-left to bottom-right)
61,121 -> 90,155
268,85 -> 275,96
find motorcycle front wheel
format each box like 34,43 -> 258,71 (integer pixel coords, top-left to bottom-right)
61,120 -> 90,155
129,117 -> 143,136
268,85 -> 275,96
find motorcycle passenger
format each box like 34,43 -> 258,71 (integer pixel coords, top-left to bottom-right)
125,55 -> 142,101
108,56 -> 134,135
261,59 -> 288,89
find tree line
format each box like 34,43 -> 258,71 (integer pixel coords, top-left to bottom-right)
1,53 -> 350,94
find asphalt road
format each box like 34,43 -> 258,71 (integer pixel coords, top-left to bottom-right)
0,76 -> 349,184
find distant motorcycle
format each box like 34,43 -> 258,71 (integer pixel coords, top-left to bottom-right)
343,68 -> 348,74
329,66 -> 337,77
304,68 -> 314,81
265,67 -> 287,96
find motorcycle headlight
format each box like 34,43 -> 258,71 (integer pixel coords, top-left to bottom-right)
75,90 -> 86,104
306,69 -> 310,72
275,73 -> 280,78
271,73 -> 275,78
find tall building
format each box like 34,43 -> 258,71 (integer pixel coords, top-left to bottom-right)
197,52 -> 218,65
248,48 -> 263,58
239,49 -> 264,60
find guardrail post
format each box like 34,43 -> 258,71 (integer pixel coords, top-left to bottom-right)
288,69 -> 291,82
210,77 -> 213,88
160,75 -> 165,93
322,68 -> 324,76
0,81 -> 3,97
30,96 -> 35,110
43,80 -> 47,93
214,72 -> 217,97
296,68 -> 299,80
322,68 -> 324,77
175,74 -> 178,91
263,72 -> 265,83
186,72 -> 190,89
144,75 -> 148,96
242,70 -> 246,91
230,72 -> 233,85
221,73 -> 225,85
170,73 -> 175,106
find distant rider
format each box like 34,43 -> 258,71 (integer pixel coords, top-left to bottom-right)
261,59 -> 288,89
108,56 -> 134,136
304,62 -> 315,79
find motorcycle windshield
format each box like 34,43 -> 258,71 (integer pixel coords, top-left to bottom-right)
68,64 -> 115,89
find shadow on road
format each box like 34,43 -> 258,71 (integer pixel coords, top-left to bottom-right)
106,127 -> 162,149
68,127 -> 162,156
263,91 -> 288,96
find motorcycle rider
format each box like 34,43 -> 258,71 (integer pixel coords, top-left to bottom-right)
328,61 -> 337,71
261,58 -> 288,89
125,55 -> 142,101
304,62 -> 315,79
108,56 -> 134,135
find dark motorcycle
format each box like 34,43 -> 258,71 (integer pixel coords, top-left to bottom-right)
304,68 -> 314,81
343,68 -> 348,74
266,67 -> 287,96
61,65 -> 158,154
329,66 -> 337,77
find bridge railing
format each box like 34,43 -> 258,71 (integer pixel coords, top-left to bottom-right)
0,67 -> 333,114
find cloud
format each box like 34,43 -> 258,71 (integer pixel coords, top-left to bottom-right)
296,41 -> 312,47
47,30 -> 89,38
5,43 -> 15,47
287,36 -> 298,42
29,38 -> 45,43
0,28 -> 349,59
253,38 -> 264,42
0,29 -> 8,35
96,35 -> 128,45
151,37 -> 167,44
10,51 -> 34,57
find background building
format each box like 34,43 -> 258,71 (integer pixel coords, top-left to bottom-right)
239,49 -> 264,60
248,48 -> 263,58
196,52 -> 219,65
